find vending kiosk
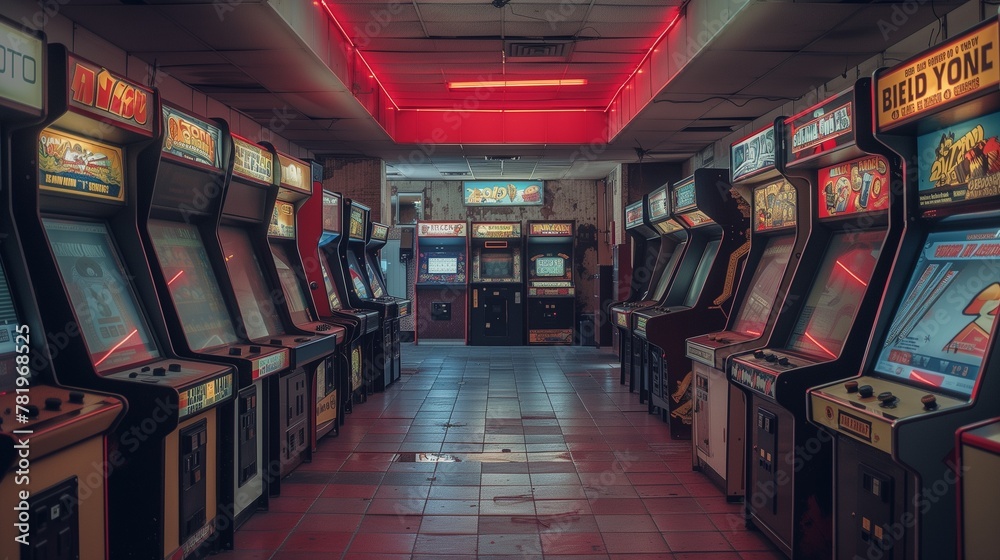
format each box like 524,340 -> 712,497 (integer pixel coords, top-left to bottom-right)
12,46 -> 236,559
684,121 -> 802,500
0,24 -> 126,560
728,80 -> 903,558
526,221 -> 576,345
302,188 -> 380,407
414,221 -> 469,344
468,222 -> 525,346
632,170 -> 750,438
809,19 -> 1000,560
343,200 -> 398,389
610,197 -> 660,382
265,150 -> 347,445
365,220 -> 407,382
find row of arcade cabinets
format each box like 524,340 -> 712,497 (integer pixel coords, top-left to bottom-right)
413,220 -> 576,346
0,29 -> 399,560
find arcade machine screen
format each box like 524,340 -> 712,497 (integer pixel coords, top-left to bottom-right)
682,240 -> 721,308
319,257 -> 343,311
0,263 -> 26,389
218,227 -> 284,340
730,235 -> 796,336
346,251 -> 373,298
786,230 -> 884,359
874,228 -> 1000,397
482,252 -> 514,278
43,219 -> 160,372
427,255 -> 459,275
147,220 -> 241,351
650,246 -> 685,301
272,245 -> 315,325
535,256 -> 565,277
366,262 -> 386,298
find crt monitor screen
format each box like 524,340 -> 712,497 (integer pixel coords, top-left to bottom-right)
481,251 -> 514,279
651,243 -> 685,301
535,256 -> 565,277
219,227 -> 285,340
427,256 -> 458,275
148,220 -> 240,351
875,228 -> 1000,397
682,239 -> 721,308
787,229 -> 884,359
319,253 -> 343,310
43,219 -> 160,372
271,244 -> 315,325
731,234 -> 796,336
366,260 -> 386,298
346,251 -> 373,298
0,261 -> 23,390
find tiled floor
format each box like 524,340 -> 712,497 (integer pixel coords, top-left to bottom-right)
221,344 -> 784,559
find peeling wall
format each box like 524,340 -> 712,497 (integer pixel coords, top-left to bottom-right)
390,180 -> 605,331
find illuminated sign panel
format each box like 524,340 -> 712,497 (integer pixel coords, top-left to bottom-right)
278,153 -> 310,194
68,55 -> 153,135
471,223 -> 519,238
625,201 -> 644,229
232,136 -> 272,183
731,127 -> 775,182
39,128 -> 125,202
162,106 -> 221,169
817,155 -> 890,218
528,222 -> 572,237
268,201 -> 296,239
753,180 -> 796,232
648,187 -> 669,220
0,21 -> 43,112
418,222 -> 467,237
464,181 -> 542,205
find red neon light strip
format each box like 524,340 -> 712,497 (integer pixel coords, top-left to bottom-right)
168,270 -> 184,285
746,329 -> 762,336
836,260 -> 868,286
804,332 -> 836,358
95,329 -> 138,366
448,79 -> 587,89
605,8 -> 684,112
319,0 -> 400,110
910,370 -> 943,387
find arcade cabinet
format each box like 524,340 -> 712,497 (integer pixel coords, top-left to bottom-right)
343,200 -> 399,389
525,221 -> 576,345
610,196 -> 660,384
0,24 -> 126,560
468,221 -> 525,346
730,80 -> 903,558
632,170 -> 750,439
366,220 -> 409,378
12,47 -> 236,559
212,136 -> 341,480
957,417 -> 1000,560
304,189 -> 379,408
809,19 -> 1000,559
414,221 -> 469,344
626,185 -> 690,397
263,150 -> 347,445
137,109 -> 296,532
685,121 -> 802,500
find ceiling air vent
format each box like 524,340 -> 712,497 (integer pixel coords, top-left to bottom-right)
441,171 -> 471,176
484,155 -> 520,161
506,41 -> 573,61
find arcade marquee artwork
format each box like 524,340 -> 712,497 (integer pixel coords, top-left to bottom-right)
920,112 -> 1000,207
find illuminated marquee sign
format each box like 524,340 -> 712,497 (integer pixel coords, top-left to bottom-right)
753,180 -> 796,232
472,223 -> 520,238
68,55 -> 153,135
672,180 -> 697,212
0,21 -> 43,113
918,111 -> 1000,209
39,128 -> 125,202
349,206 -> 367,240
789,100 -> 853,160
322,192 -> 340,232
877,19 -> 1000,130
625,201 -> 644,229
418,222 -> 467,237
162,106 -> 221,169
528,222 -> 572,237
178,374 -> 233,417
268,201 -> 296,239
654,220 -> 684,235
648,187 -> 669,220
817,155 -> 890,218
232,136 -> 272,183
278,153 -> 310,194
371,223 -> 389,241
464,181 -> 543,206
731,127 -> 775,182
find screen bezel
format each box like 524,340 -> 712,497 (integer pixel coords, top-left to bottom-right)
270,244 -> 315,325
730,233 -> 796,336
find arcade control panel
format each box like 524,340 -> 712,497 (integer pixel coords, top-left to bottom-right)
0,385 -> 123,458
104,359 -> 234,417
811,377 -> 964,454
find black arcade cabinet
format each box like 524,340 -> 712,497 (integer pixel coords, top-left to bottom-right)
468,222 -> 525,346
526,221 -> 576,345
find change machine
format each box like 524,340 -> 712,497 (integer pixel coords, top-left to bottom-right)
729,79 -> 903,558
414,221 -> 469,344
632,170 -> 750,438
610,196 -> 660,384
810,19 -> 1000,560
685,121 -> 801,500
12,46 -> 236,558
0,24 -> 126,560
468,221 -> 525,346
526,221 -> 576,345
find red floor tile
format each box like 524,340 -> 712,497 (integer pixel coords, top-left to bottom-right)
664,530 -> 735,552
279,530 -> 352,553
346,532 -> 417,554
295,512 -> 363,532
540,532 -> 607,555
